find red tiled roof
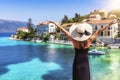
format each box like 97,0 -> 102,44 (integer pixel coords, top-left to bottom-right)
61,23 -> 74,27
37,20 -> 115,28
17,27 -> 28,30
37,22 -> 43,26
37,22 -> 47,26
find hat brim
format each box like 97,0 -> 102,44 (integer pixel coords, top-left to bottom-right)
69,23 -> 93,41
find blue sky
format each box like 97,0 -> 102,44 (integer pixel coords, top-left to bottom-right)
0,0 -> 113,24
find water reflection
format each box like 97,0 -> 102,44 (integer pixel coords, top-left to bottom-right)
89,55 -> 105,58
90,49 -> 120,80
108,51 -> 120,80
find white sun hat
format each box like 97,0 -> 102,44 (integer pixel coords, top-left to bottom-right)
69,23 -> 93,41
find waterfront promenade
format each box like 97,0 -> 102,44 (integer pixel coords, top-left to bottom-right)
47,40 -> 73,45
9,35 -> 73,45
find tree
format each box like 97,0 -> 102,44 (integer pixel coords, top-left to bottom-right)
108,9 -> 120,17
61,13 -> 88,23
73,13 -> 80,22
16,30 -> 28,40
27,18 -> 35,38
16,18 -> 35,41
55,27 -> 60,33
118,32 -> 120,37
61,15 -> 69,24
67,19 -> 74,23
43,34 -> 50,42
27,18 -> 34,33
79,15 -> 89,22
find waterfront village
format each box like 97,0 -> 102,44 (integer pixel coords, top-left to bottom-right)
10,9 -> 120,48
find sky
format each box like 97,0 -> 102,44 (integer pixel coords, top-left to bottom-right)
0,0 -> 119,24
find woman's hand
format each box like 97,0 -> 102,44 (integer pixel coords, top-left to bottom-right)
109,19 -> 117,25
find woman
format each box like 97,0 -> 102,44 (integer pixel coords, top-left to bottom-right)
49,20 -> 116,80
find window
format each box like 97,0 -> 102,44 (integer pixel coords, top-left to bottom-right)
101,25 -> 103,28
95,26 -> 97,30
108,31 -> 110,36
50,25 -> 54,27
108,27 -> 110,30
101,32 -> 103,36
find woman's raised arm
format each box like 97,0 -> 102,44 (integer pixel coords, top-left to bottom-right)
49,21 -> 73,41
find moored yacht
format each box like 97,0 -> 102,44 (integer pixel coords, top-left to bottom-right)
88,49 -> 105,55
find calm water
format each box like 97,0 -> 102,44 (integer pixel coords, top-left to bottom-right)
0,33 -> 120,80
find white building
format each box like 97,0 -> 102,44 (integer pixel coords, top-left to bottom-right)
97,9 -> 108,18
48,23 -> 57,33
17,27 -> 29,32
89,14 -> 101,20
36,22 -> 57,41
90,9 -> 108,19
87,20 -> 118,44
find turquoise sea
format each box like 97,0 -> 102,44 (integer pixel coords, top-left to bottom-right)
0,33 -> 120,80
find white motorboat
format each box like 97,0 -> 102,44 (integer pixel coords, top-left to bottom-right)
88,49 -> 105,55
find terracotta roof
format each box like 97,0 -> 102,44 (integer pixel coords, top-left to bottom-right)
17,27 -> 28,30
18,27 -> 28,29
87,20 -> 114,24
61,23 -> 74,27
37,20 -> 115,28
62,22 -> 91,28
37,22 -> 60,26
37,22 -> 48,26
37,22 -> 43,26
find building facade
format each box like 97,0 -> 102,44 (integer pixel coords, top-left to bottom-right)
89,14 -> 101,20
17,27 -> 29,32
36,22 -> 57,41
88,20 -> 118,44
61,20 -> 118,44
36,23 -> 48,37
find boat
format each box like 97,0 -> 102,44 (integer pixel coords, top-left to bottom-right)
88,49 -> 105,55
107,44 -> 120,49
36,40 -> 42,42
